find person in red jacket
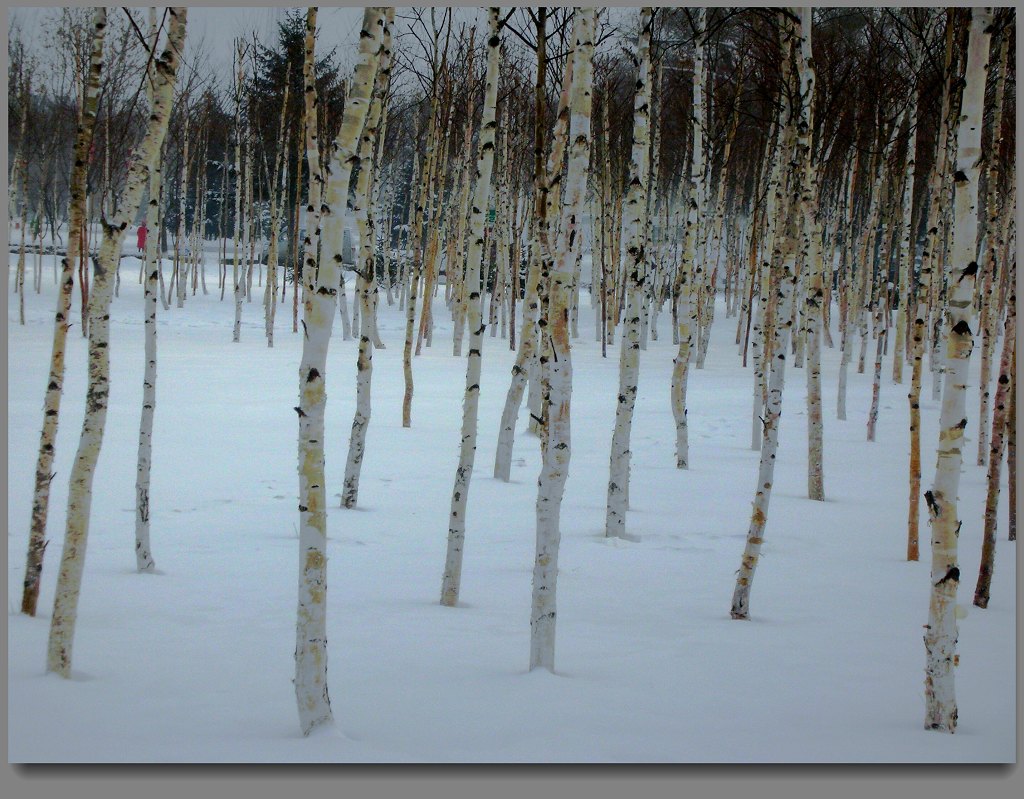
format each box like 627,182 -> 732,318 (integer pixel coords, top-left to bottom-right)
137,223 -> 148,255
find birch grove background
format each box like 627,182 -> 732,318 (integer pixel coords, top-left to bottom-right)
5,5 -> 1018,763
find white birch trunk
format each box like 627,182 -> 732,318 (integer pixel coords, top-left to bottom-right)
530,7 -> 594,672
47,8 -> 186,676
294,6 -> 384,737
342,9 -> 393,509
731,10 -> 799,620
134,16 -> 168,575
796,8 -> 824,501
493,27 -> 573,481
923,6 -> 991,733
892,37 -> 924,385
231,41 -> 245,343
175,110 -> 190,309
440,8 -> 501,607
908,11 -> 953,562
975,34 -> 1009,467
670,8 -> 704,471
605,7 -> 653,539
21,8 -> 107,617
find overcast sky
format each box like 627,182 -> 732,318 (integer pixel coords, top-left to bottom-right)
8,6 -> 639,95
8,7 -> 582,85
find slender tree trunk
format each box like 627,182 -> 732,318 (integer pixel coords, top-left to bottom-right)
294,6 -> 384,737
731,10 -> 799,621
973,256 -> 1015,608
493,10 -> 567,480
605,8 -> 653,539
342,9 -> 393,509
265,68 -> 290,348
441,8 -> 501,607
21,8 -> 107,617
175,109 -> 190,309
671,9 -> 704,471
976,34 -> 1009,468
133,17 -> 170,575
892,38 -> 923,385
14,76 -> 31,326
231,41 -> 245,343
909,11 -> 954,562
1007,352 -> 1016,543
923,7 -> 991,733
796,9 -> 823,501
403,96 -> 442,427
47,7 -> 186,677
530,7 -> 594,672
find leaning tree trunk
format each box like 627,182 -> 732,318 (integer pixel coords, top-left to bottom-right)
402,101 -> 440,428
530,7 -> 594,672
605,7 -> 653,540
923,6 -> 991,734
440,7 -> 501,608
973,254 -> 1015,609
1008,351 -> 1016,543
908,11 -> 954,562
731,10 -> 799,621
341,8 -> 393,510
46,7 -> 186,677
21,8 -> 107,617
492,13 -> 572,482
294,6 -> 384,737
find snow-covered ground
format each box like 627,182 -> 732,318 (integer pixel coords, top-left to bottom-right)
6,250 -> 1016,762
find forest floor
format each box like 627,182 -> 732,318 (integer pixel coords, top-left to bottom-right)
6,250 -> 1017,762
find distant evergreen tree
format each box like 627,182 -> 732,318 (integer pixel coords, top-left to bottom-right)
250,9 -> 346,272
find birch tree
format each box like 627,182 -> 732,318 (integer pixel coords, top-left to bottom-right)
908,10 -> 953,562
47,7 -> 186,677
731,9 -> 801,621
670,8 -> 704,471
294,6 -> 384,736
923,6 -> 991,733
975,32 -> 1009,468
530,6 -> 594,672
973,247 -> 1014,609
341,8 -> 393,509
796,7 -> 824,501
21,8 -> 107,617
440,7 -> 502,607
133,12 -> 167,574
605,7 -> 653,540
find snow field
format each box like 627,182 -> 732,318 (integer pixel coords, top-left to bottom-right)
6,252 -> 1016,762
